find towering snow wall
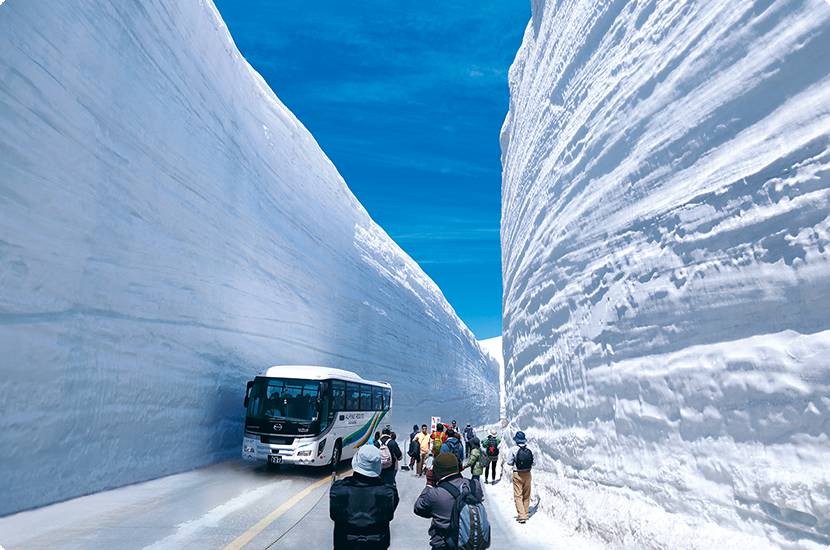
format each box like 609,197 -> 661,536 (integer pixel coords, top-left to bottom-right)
0,0 -> 498,515
501,0 -> 830,547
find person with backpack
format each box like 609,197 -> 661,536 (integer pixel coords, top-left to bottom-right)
482,430 -> 501,484
405,424 -> 420,471
443,429 -> 465,465
431,423 -> 448,455
506,431 -> 534,524
463,424 -> 475,455
414,452 -> 491,549
463,437 -> 484,482
330,444 -> 399,549
374,427 -> 403,486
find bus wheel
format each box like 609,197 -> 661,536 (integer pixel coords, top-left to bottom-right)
330,441 -> 342,469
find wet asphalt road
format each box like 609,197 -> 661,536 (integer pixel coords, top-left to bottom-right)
0,459 -> 547,550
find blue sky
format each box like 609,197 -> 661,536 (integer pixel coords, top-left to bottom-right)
214,1 -> 529,339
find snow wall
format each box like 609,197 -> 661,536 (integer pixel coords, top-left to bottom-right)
0,0 -> 498,515
501,0 -> 830,547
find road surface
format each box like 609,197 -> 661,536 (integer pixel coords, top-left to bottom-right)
0,459 -> 550,549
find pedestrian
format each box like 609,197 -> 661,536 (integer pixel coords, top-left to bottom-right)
430,423 -> 448,455
373,431 -> 381,447
330,444 -> 399,549
405,424 -> 419,471
414,452 -> 487,549
463,423 -> 475,455
442,429 -> 464,465
424,451 -> 435,487
482,429 -> 502,484
507,431 -> 534,523
375,427 -> 403,486
464,436 -> 484,482
415,424 -> 431,477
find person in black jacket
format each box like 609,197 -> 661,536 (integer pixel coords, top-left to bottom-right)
405,424 -> 419,471
413,452 -> 481,549
374,426 -> 403,486
330,444 -> 399,550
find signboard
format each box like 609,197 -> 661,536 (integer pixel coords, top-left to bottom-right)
431,416 -> 441,433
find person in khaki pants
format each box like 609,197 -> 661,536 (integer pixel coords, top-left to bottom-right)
506,431 -> 534,523
413,424 -> 431,477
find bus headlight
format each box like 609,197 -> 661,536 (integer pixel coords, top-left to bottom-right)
297,450 -> 313,457
243,445 -> 255,453
317,439 -> 327,456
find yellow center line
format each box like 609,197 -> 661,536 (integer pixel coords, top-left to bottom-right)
224,469 -> 351,550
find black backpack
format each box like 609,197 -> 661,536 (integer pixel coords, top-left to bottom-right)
515,446 -> 533,471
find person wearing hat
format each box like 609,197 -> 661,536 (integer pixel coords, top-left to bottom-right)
482,429 -> 502,483
506,431 -> 534,523
330,444 -> 400,549
414,452 -> 482,548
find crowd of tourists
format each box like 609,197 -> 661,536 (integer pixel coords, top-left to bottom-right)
328,419 -> 535,549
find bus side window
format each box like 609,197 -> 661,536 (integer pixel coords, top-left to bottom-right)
383,388 -> 391,411
346,382 -> 360,411
373,387 -> 383,411
359,384 -> 372,411
331,380 -> 346,411
319,382 -> 331,431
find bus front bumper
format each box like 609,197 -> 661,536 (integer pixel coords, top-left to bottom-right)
242,435 -> 325,466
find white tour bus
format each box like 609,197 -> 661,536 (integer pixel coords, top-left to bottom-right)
242,365 -> 392,467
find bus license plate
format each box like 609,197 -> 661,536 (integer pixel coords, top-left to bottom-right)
268,455 -> 283,464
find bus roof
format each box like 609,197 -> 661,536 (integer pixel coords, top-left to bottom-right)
259,365 -> 391,388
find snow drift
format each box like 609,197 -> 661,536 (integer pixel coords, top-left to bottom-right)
501,0 -> 830,547
0,0 -> 497,515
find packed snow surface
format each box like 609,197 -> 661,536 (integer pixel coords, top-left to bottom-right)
0,0 -> 497,515
501,0 -> 830,547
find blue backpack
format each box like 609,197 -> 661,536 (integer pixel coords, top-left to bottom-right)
439,480 -> 491,550
444,438 -> 464,464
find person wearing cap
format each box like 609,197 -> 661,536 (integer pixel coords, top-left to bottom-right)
482,429 -> 502,484
414,452 -> 482,548
374,426 -> 403,486
330,444 -> 399,549
506,431 -> 534,523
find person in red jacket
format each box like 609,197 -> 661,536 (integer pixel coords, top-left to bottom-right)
430,423 -> 448,454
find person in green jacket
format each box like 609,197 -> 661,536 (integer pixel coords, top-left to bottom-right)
464,436 -> 484,481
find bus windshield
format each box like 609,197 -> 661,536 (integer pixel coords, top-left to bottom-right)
246,378 -> 321,422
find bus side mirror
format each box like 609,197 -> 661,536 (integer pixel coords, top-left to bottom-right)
244,380 -> 254,408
